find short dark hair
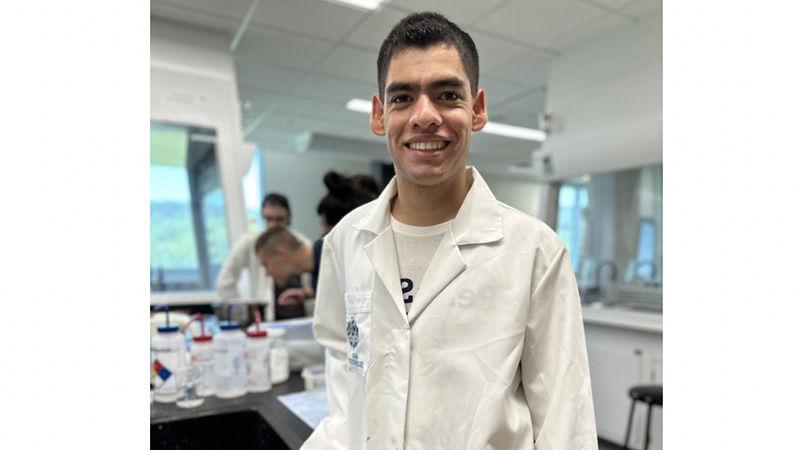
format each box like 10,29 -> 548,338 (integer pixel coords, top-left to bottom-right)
317,172 -> 378,228
377,12 -> 479,102
255,226 -> 301,256
261,192 -> 290,214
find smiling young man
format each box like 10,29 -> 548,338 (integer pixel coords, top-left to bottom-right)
303,12 -> 598,450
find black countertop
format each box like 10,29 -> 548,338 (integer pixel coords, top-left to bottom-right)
150,372 -> 314,450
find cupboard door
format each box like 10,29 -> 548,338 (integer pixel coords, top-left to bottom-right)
586,337 -> 644,444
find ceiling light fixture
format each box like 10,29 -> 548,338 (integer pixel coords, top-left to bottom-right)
481,122 -> 547,142
345,98 -> 548,142
346,98 -> 373,113
322,0 -> 388,11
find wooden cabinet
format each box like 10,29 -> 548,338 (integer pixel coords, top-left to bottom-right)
585,321 -> 662,450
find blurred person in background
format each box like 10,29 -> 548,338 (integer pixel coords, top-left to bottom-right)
216,192 -> 310,321
256,172 -> 379,307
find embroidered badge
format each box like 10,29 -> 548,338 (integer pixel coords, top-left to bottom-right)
346,317 -> 359,349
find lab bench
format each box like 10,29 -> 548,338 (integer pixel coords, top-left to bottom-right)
151,371 -> 314,450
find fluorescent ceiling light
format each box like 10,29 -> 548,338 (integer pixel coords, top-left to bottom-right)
346,98 -> 373,113
322,0 -> 388,11
345,98 -> 547,142
481,122 -> 547,142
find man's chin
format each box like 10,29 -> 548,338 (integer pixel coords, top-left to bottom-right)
398,166 -> 458,187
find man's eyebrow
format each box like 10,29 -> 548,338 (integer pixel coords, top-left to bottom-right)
431,78 -> 466,91
385,82 -> 418,95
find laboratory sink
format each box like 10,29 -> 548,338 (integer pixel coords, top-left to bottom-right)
150,410 -> 290,450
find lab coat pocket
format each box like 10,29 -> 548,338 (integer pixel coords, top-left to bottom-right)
344,291 -> 372,377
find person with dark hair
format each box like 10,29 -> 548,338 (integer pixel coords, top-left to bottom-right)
304,12 -> 597,450
215,191 -> 310,321
259,172 -> 379,307
260,192 -> 292,228
317,171 -> 379,234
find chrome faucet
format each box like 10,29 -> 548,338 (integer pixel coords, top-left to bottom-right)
595,260 -> 618,288
583,260 -> 617,302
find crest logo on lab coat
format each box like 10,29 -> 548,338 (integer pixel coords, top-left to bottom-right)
346,317 -> 359,348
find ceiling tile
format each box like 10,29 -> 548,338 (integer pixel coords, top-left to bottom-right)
482,48 -> 553,86
619,0 -> 662,19
235,26 -> 334,70
465,28 -> 534,72
480,75 -> 537,107
385,0 -> 508,26
260,110 -> 327,132
250,0 -> 367,42
235,58 -> 307,92
345,7 -> 408,50
291,73 -> 376,102
238,84 -> 285,108
153,0 -> 255,20
150,1 -> 242,34
273,96 -> 344,119
548,13 -> 631,52
479,0 -> 606,46
581,0 -> 631,9
314,45 -> 377,83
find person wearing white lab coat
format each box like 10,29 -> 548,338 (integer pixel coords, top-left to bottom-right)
303,12 -> 597,450
215,192 -> 310,321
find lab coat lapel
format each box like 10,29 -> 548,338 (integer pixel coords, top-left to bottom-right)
406,230 -> 466,323
408,168 -> 503,323
364,227 -> 409,326
355,177 -> 409,326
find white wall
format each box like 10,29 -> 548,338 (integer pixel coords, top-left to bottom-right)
542,13 -> 662,180
481,174 -> 547,221
261,150 -> 374,240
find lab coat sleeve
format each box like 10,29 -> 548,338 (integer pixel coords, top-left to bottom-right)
520,246 -> 598,450
302,238 -> 349,449
215,234 -> 252,300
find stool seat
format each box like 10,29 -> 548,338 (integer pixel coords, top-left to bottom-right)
629,385 -> 662,406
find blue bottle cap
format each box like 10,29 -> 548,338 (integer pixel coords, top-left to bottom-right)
220,321 -> 241,330
157,324 -> 179,333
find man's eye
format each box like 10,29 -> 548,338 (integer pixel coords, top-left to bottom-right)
391,95 -> 411,104
440,92 -> 461,101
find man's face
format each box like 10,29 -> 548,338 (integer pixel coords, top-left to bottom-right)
370,44 -> 487,187
262,205 -> 290,229
257,249 -> 294,286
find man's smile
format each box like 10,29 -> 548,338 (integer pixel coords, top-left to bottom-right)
405,141 -> 450,151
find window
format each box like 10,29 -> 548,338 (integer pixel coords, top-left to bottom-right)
635,219 -> 657,280
557,184 -> 589,270
242,148 -> 265,233
150,122 -> 230,292
554,164 -> 663,307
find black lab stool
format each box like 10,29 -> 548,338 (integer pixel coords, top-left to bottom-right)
622,384 -> 662,450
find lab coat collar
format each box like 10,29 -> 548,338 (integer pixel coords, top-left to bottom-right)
352,166 -> 504,246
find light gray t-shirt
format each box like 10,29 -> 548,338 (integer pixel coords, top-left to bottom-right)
390,216 -> 453,314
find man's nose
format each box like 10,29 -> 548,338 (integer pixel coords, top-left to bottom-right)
410,96 -> 442,130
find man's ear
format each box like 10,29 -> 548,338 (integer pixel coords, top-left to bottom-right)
370,94 -> 386,136
471,89 -> 488,132
275,247 -> 289,259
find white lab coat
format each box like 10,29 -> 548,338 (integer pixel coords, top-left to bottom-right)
215,228 -> 310,321
304,167 -> 598,450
